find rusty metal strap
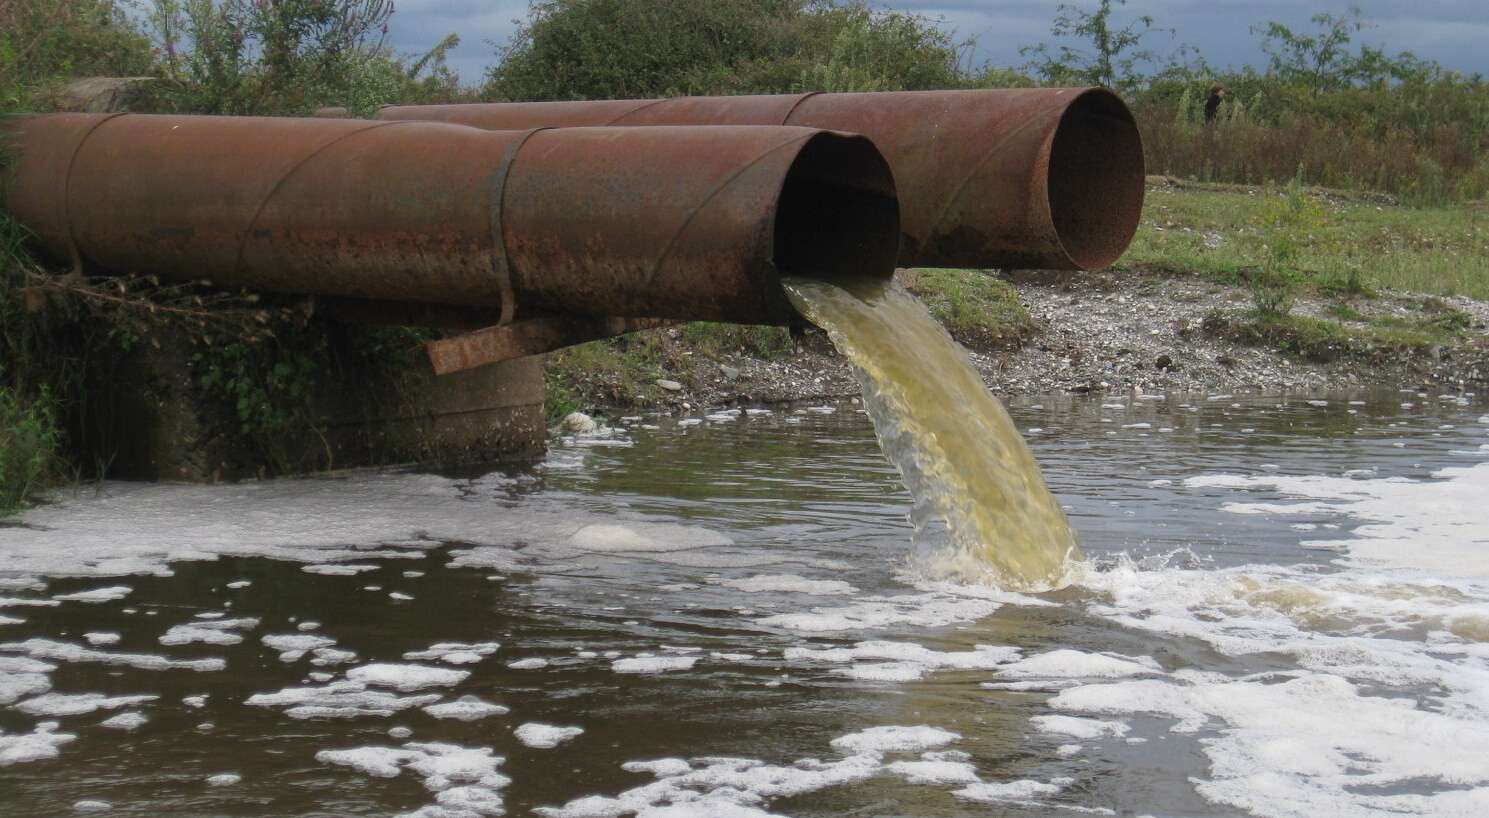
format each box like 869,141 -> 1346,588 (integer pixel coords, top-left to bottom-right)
778,91 -> 822,124
61,112 -> 128,274
488,126 -> 551,326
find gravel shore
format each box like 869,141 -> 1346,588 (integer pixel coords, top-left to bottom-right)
628,272 -> 1489,413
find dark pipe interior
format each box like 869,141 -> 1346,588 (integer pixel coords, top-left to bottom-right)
772,132 -> 900,290
1047,89 -> 1146,270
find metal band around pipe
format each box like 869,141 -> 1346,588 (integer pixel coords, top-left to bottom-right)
488,126 -> 551,325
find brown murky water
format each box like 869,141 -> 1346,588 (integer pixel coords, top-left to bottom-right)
2,392 -> 1487,817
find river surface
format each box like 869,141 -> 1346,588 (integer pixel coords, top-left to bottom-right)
1,390 -> 1487,817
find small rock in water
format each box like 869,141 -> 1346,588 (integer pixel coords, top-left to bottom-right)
560,412 -> 598,433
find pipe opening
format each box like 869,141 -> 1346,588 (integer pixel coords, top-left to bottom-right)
1047,89 -> 1146,270
772,132 -> 900,290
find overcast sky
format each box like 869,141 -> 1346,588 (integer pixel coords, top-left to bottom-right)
386,1 -> 1489,88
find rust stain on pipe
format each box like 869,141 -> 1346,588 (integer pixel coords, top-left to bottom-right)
1,113 -> 899,325
376,89 -> 1145,271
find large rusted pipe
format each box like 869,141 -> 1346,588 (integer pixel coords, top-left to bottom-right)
374,89 -> 1145,271
0,113 -> 899,324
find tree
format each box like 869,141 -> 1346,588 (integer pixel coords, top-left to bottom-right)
149,0 -> 398,114
1251,6 -> 1370,92
1020,0 -> 1169,94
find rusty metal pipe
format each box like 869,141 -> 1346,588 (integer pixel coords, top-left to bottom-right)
374,89 -> 1145,271
1,113 -> 899,324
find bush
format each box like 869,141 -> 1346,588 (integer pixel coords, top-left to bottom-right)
0,0 -> 155,113
1249,173 -> 1327,316
485,0 -> 965,100
0,386 -> 61,515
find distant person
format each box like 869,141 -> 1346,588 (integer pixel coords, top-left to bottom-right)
1204,86 -> 1226,124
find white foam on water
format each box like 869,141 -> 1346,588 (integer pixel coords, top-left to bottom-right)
997,650 -> 1160,679
100,711 -> 148,731
623,758 -> 692,778
206,772 -> 241,786
302,563 -> 380,576
0,639 -> 224,672
0,615 -> 24,625
226,580 -> 251,589
829,725 -> 959,756
423,695 -> 509,722
953,778 -> 1066,803
182,695 -> 207,708
507,657 -> 548,670
53,586 -> 131,603
402,642 -> 501,664
784,640 -> 1019,682
73,800 -> 111,812
160,617 -> 259,646
612,656 -> 697,674
0,667 -> 51,705
16,692 -> 157,717
1053,672 -> 1489,817
719,575 -> 857,595
310,647 -> 357,666
0,656 -> 53,673
568,523 -> 732,553
536,725 -> 967,817
756,592 -> 1001,633
0,596 -> 58,608
1030,715 -> 1130,740
0,721 -> 74,766
885,759 -> 981,784
317,741 -> 509,817
260,633 -> 337,662
0,471 -> 695,579
1187,461 -> 1489,577
346,663 -> 469,691
245,680 -> 442,719
1043,457 -> 1489,817
82,632 -> 119,646
515,723 -> 584,749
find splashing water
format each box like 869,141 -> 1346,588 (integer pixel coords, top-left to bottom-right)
783,276 -> 1079,588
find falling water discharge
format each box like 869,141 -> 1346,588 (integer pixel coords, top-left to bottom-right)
783,276 -> 1080,589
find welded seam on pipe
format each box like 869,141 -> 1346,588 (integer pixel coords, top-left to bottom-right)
60,112 -> 127,275
643,133 -> 815,290
921,113 -> 1054,261
487,126 -> 551,325
776,91 -> 822,125
605,98 -> 668,125
231,120 -> 409,283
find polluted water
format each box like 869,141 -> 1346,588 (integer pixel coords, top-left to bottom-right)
784,275 -> 1078,587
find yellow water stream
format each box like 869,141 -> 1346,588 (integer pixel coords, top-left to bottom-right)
783,276 -> 1079,588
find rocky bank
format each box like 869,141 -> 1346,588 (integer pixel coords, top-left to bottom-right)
583,271 -> 1489,416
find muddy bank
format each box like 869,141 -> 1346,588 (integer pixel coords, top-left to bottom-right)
559,271 -> 1489,416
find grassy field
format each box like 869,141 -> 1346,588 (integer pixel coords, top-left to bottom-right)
1121,178 -> 1489,300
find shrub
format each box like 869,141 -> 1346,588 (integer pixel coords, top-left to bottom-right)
0,386 -> 61,515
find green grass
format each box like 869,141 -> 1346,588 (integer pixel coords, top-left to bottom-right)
677,322 -> 793,359
1214,309 -> 1466,363
1120,180 -> 1489,300
902,268 -> 1034,348
543,329 -> 672,421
